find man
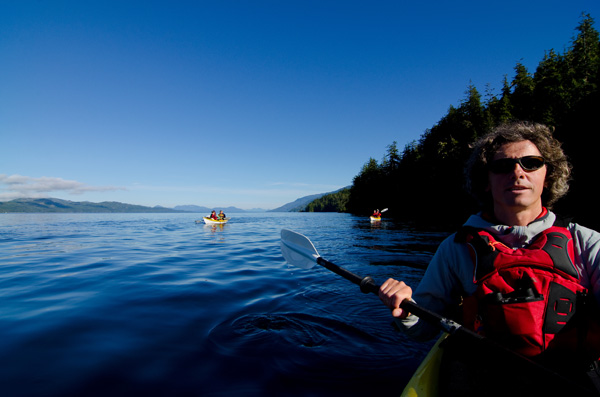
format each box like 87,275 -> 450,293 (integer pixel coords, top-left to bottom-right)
379,121 -> 600,390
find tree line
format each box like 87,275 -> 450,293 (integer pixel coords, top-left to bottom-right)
306,14 -> 600,230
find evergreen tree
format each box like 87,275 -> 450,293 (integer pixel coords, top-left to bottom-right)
486,76 -> 513,125
510,62 -> 535,120
498,76 -> 514,123
568,14 -> 599,104
533,49 -> 568,125
383,141 -> 401,172
347,158 -> 383,214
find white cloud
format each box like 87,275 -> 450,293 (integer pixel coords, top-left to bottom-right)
0,174 -> 126,201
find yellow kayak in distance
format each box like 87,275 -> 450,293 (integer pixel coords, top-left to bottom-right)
370,216 -> 381,222
197,217 -> 230,225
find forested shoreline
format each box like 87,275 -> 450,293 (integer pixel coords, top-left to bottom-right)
307,14 -> 600,230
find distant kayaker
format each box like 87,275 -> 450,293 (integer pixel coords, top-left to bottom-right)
218,210 -> 226,220
378,121 -> 600,390
209,210 -> 218,220
372,209 -> 381,217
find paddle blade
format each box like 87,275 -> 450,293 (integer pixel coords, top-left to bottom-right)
381,208 -> 388,213
280,229 -> 320,269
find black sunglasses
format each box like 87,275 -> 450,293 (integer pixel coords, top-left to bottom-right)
489,156 -> 546,174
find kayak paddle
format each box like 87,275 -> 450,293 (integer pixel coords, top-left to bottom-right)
279,229 -> 595,394
280,229 -> 466,333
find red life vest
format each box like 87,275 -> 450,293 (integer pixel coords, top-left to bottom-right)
459,224 -> 596,358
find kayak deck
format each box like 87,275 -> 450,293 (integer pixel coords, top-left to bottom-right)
401,334 -> 447,397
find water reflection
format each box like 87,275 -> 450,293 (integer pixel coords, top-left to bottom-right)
205,223 -> 226,232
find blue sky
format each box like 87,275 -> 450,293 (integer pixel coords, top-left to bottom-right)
2,1 -> 598,210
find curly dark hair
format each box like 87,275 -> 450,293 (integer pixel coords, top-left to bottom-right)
465,121 -> 571,210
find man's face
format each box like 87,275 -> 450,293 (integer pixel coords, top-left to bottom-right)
487,140 -> 547,218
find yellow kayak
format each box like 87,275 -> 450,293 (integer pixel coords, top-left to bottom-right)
370,216 -> 381,222
400,334 -> 447,397
197,217 -> 229,224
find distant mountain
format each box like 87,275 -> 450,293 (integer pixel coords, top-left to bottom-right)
268,194 -> 326,212
269,187 -> 351,212
0,194 -> 343,214
172,205 -> 265,213
0,198 -> 268,214
0,198 -> 186,213
172,205 -> 213,213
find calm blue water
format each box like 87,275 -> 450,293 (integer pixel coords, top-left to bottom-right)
0,212 -> 449,396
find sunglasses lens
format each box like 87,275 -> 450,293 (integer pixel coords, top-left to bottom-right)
489,159 -> 513,173
520,156 -> 545,171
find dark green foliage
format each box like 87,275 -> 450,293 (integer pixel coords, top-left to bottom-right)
345,14 -> 600,229
303,188 -> 350,212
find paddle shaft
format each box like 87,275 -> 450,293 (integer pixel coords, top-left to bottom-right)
315,256 -> 594,394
